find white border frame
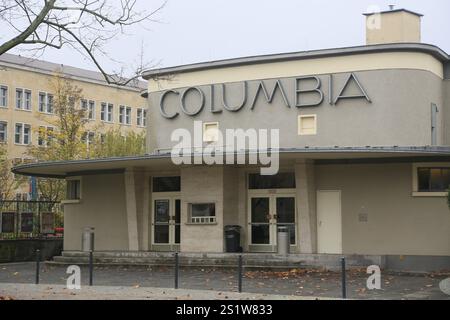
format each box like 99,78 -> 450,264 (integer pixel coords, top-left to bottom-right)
298,114 -> 317,136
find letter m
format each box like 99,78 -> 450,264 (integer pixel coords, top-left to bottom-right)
250,80 -> 290,109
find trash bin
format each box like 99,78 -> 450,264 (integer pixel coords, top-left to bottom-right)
225,225 -> 241,253
81,227 -> 95,252
277,226 -> 290,255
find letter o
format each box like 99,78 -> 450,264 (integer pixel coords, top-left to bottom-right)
181,87 -> 205,116
159,90 -> 180,119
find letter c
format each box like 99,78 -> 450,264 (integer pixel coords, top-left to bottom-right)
159,90 -> 180,119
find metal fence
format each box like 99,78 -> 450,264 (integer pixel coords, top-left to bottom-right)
0,200 -> 62,240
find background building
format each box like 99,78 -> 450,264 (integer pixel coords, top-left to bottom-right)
0,53 -> 148,198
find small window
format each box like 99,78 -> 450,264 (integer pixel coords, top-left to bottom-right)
20,212 -> 34,233
15,88 -> 23,109
24,90 -> 32,110
1,212 -> 15,233
189,203 -> 216,224
107,103 -> 114,122
417,168 -> 450,192
249,172 -> 296,189
0,86 -> 7,107
88,100 -> 95,120
39,92 -> 46,112
203,122 -> 219,142
298,115 -> 317,135
67,179 -> 81,200
100,102 -> 107,121
0,121 -> 7,143
152,176 -> 181,192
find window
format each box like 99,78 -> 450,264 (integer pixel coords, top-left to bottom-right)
189,203 -> 216,224
152,176 -> 181,192
81,99 -> 88,118
248,172 -> 296,189
418,168 -> 450,192
38,92 -> 53,113
1,212 -> 15,233
20,212 -> 34,233
126,107 -> 131,125
15,88 -> 23,109
47,94 -> 54,113
88,100 -> 95,120
24,90 -> 32,110
107,103 -> 114,122
413,164 -> 450,196
38,126 -> 54,147
119,105 -> 125,124
0,121 -> 7,143
0,86 -> 7,107
39,92 -> 46,112
203,122 -> 219,142
66,179 -> 81,200
15,123 -> 31,145
137,108 -> 147,127
101,102 -> 106,121
298,114 -> 317,135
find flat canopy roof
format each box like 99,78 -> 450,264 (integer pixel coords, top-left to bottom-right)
12,147 -> 450,178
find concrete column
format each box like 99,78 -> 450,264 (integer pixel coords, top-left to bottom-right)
140,172 -> 150,251
295,161 -> 317,253
124,168 -> 139,251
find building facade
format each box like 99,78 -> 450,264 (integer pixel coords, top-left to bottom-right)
12,9 -> 450,270
0,54 -> 147,184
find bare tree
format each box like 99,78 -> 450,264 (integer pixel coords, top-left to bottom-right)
0,0 -> 165,85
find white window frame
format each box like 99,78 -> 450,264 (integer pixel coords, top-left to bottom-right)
202,122 -> 219,143
88,100 -> 95,120
15,88 -> 24,110
137,108 -> 147,127
14,123 -> 31,145
298,114 -> 317,136
412,163 -> 450,197
38,126 -> 54,147
0,85 -> 8,108
0,121 -> 7,143
119,105 -> 126,124
24,89 -> 32,111
107,103 -> 114,122
188,202 -> 217,224
38,92 -> 54,114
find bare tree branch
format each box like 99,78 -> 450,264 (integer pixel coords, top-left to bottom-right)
0,0 -> 166,85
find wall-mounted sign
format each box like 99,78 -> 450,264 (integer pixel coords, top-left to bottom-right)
159,72 -> 371,119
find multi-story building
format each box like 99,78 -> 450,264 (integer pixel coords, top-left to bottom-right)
0,53 -> 148,198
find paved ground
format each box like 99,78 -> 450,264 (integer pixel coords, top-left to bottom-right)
0,262 -> 449,300
0,283 -> 322,300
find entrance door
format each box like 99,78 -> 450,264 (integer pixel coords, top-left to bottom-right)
248,194 -> 296,252
317,190 -> 342,254
152,197 -> 180,251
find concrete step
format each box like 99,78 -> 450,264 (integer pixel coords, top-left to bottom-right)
47,251 -> 383,270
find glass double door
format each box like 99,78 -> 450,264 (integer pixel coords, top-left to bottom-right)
152,196 -> 180,251
248,193 -> 296,252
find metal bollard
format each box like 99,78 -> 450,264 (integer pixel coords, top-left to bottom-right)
341,257 -> 347,299
238,255 -> 243,293
89,250 -> 93,286
35,249 -> 40,285
174,252 -> 179,289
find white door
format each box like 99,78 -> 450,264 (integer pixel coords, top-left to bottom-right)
317,190 -> 342,254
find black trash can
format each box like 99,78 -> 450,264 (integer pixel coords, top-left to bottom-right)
225,225 -> 241,253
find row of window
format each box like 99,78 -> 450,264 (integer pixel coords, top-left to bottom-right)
0,85 -> 147,127
0,122 -> 53,145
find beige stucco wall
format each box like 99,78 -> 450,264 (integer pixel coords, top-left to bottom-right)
148,52 -> 442,92
63,174 -> 128,251
316,163 -> 450,256
366,11 -> 421,45
0,66 -> 147,160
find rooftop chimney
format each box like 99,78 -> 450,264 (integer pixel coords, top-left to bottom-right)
364,8 -> 423,45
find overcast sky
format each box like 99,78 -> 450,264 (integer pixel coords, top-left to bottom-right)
7,0 -> 450,76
